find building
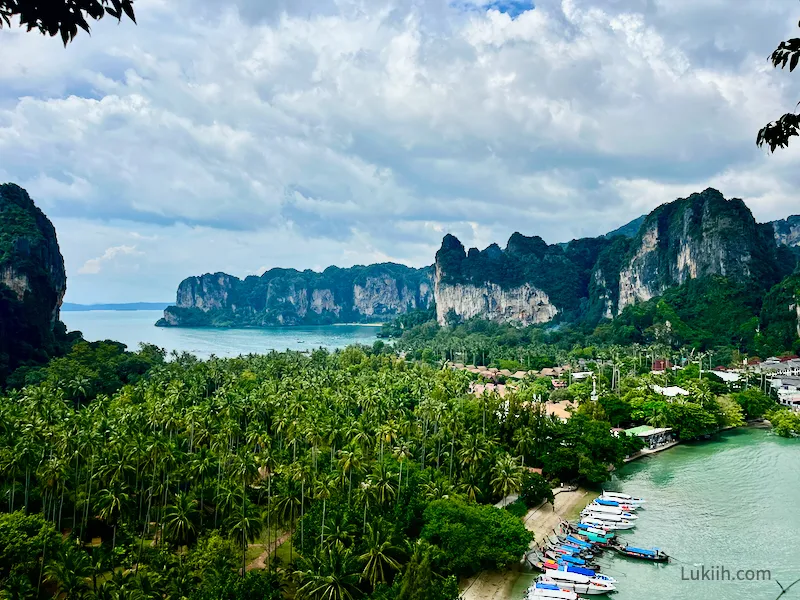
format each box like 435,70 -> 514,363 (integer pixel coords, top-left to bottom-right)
552,379 -> 567,389
624,425 -> 675,450
652,384 -> 690,398
651,359 -> 672,373
771,376 -> 800,412
706,370 -> 741,384
758,358 -> 800,377
571,371 -> 593,381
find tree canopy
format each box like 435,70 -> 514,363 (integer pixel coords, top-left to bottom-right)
757,15 -> 800,152
0,0 -> 135,46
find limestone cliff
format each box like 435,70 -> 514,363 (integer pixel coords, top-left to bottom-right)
432,188 -> 784,328
615,188 -> 778,314
0,183 -> 68,383
433,234 -> 565,326
159,263 -> 433,327
770,215 -> 800,247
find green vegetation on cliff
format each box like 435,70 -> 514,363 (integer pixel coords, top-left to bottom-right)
159,263 -> 433,328
0,184 -> 70,386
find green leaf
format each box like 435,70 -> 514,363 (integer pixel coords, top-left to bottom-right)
790,53 -> 799,72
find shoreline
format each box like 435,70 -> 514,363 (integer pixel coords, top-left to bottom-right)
459,488 -> 597,600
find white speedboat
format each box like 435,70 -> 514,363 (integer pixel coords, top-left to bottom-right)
585,504 -> 639,518
539,571 -> 616,595
526,582 -> 579,600
580,515 -> 636,530
601,491 -> 646,504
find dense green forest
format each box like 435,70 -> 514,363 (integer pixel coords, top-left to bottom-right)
1,331 -> 785,599
1,343 -> 653,600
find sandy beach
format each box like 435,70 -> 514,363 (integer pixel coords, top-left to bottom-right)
459,488 -> 596,600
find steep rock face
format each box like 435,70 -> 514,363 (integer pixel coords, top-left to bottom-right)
433,234 -> 560,325
177,273 -> 235,311
354,276 -> 420,317
770,215 -> 800,247
616,188 -> 777,314
0,183 -> 68,383
160,263 -> 433,327
434,277 -> 557,326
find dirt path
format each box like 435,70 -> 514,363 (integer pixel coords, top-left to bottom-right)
459,488 -> 595,600
246,531 -> 292,571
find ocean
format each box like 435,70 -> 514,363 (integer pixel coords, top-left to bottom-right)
60,310 -> 382,359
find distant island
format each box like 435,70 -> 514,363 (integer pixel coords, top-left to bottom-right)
62,302 -> 172,312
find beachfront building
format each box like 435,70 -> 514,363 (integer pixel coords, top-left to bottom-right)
624,425 -> 675,450
770,376 -> 800,412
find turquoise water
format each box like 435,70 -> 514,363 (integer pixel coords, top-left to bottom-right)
599,427 -> 800,600
61,310 -> 381,358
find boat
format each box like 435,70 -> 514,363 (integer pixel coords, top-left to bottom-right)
582,506 -> 638,520
574,523 -> 615,537
581,512 -> 637,525
594,497 -> 638,511
539,571 -> 616,595
586,503 -> 639,518
565,535 -> 594,549
547,563 -> 618,585
580,516 -> 636,530
601,491 -> 646,504
610,542 -> 669,562
545,551 -> 588,566
526,582 -> 579,600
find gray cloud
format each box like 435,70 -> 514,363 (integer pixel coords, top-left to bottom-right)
2,0 -> 800,302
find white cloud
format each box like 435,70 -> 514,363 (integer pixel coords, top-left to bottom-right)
78,245 -> 141,275
2,0 -> 800,302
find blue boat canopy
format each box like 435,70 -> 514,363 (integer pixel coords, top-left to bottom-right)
595,498 -> 619,506
536,583 -> 561,590
626,546 -> 656,555
561,564 -> 595,577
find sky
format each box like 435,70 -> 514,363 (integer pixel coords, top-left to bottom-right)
3,0 -> 800,303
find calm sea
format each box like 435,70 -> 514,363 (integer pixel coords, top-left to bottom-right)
61,310 -> 381,358
600,427 -> 800,600
511,427 -> 800,600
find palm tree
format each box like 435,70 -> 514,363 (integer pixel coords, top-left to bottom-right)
45,540 -> 92,599
162,492 -> 200,547
95,482 -> 130,552
490,453 -> 523,506
225,498 -> 263,575
295,547 -> 362,600
358,522 -> 403,588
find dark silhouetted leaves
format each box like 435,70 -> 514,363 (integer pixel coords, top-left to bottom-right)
0,0 -> 136,45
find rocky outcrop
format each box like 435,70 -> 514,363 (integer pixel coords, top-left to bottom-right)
159,264 -> 433,327
616,188 -> 777,313
433,233 -> 564,325
770,215 -> 800,247
434,277 -> 557,326
177,273 -> 235,311
0,183 -> 68,383
431,188 -> 783,327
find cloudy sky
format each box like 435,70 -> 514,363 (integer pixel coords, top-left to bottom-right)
3,0 -> 800,303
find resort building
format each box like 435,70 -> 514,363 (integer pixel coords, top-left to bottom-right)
571,371 -> 593,381
757,357 -> 800,377
623,425 -> 675,450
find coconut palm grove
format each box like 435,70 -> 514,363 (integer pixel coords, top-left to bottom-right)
1,332 -> 789,600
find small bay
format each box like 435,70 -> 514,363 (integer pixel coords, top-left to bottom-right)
61,310 -> 381,358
